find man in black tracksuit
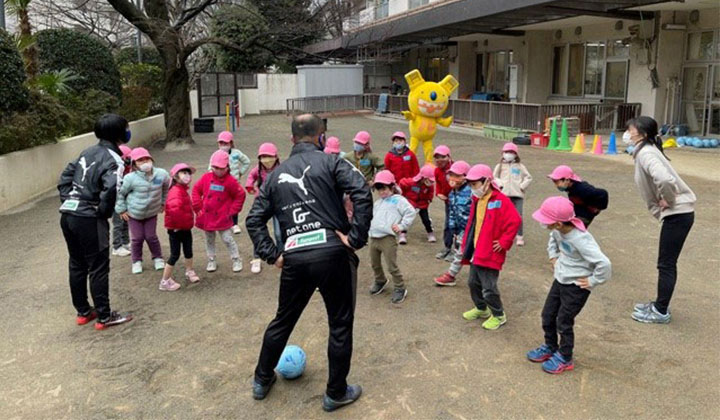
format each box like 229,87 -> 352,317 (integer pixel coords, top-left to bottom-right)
57,114 -> 133,330
246,114 -> 372,412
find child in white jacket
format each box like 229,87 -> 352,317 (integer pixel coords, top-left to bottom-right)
493,142 -> 532,246
368,170 -> 416,304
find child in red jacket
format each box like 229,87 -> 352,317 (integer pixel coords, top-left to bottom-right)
433,145 -> 453,259
384,131 -> 419,183
399,164 -> 436,244
460,164 -> 521,330
192,151 -> 246,274
160,163 -> 199,291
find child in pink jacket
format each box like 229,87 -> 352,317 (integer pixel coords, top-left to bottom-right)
192,151 -> 246,273
245,142 -> 282,274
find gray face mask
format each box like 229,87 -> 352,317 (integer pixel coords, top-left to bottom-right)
353,144 -> 365,152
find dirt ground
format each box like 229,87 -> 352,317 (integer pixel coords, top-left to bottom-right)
1,114 -> 718,419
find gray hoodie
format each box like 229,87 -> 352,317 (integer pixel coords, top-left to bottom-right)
369,194 -> 416,239
548,228 -> 611,288
633,144 -> 696,220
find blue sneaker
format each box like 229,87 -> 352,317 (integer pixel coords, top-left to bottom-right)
541,352 -> 574,374
322,384 -> 362,412
252,374 -> 277,400
527,344 -> 554,362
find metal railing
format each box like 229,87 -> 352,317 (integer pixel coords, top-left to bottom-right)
286,93 -> 641,133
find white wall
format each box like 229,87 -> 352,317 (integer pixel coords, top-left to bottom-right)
0,115 -> 165,213
297,65 -> 364,97
189,89 -> 199,120
236,74 -> 298,115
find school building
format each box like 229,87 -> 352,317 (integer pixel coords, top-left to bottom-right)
307,0 -> 720,137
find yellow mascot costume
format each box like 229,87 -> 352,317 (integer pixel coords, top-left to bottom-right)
402,69 -> 459,165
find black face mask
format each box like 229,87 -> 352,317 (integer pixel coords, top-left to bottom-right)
317,133 -> 326,150
123,158 -> 131,166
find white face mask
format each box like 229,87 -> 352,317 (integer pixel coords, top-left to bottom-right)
179,173 -> 191,184
622,131 -> 633,145
503,153 -> 516,162
219,145 -> 231,152
139,162 -> 153,172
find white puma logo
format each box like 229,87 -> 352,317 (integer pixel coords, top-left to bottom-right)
278,166 -> 311,195
79,156 -> 96,182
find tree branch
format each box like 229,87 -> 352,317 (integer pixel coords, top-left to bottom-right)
106,0 -> 156,38
183,33 -> 264,59
173,0 -> 218,29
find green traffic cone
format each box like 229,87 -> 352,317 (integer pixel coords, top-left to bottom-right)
557,119 -> 572,151
547,119 -> 559,150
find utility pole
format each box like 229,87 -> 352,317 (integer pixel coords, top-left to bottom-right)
136,0 -> 143,62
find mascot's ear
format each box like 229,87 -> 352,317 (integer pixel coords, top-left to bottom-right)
405,70 -> 425,90
439,75 -> 459,95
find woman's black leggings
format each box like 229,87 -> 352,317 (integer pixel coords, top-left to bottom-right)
655,212 -> 694,314
167,229 -> 193,266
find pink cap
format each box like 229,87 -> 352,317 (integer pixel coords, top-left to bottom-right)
466,164 -> 500,189
258,142 -> 278,157
119,145 -> 132,159
433,145 -> 451,157
502,142 -> 518,153
217,131 -> 233,144
170,162 -> 196,177
448,160 -> 471,176
391,131 -> 407,140
413,164 -> 437,182
373,170 -> 396,185
324,136 -> 341,154
532,196 -> 587,231
130,147 -> 152,162
353,131 -> 371,145
210,150 -> 230,168
547,165 -> 582,182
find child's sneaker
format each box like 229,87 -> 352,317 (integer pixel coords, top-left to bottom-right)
462,307 -> 491,320
153,258 -> 165,270
631,303 -> 671,324
95,311 -> 133,330
434,273 -> 456,286
112,246 -> 131,257
232,225 -> 242,234
444,252 -> 455,262
541,351 -> 574,374
251,258 -> 262,274
132,261 -> 143,274
232,258 -> 243,272
427,232 -> 437,243
369,279 -> 388,295
159,278 -> 181,291
206,258 -> 217,272
185,270 -> 200,283
516,236 -> 525,246
76,309 -> 97,325
398,232 -> 407,245
482,314 -> 507,330
435,248 -> 450,259
527,344 -> 555,362
391,288 -> 407,304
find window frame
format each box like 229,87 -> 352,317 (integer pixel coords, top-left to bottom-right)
684,29 -> 718,63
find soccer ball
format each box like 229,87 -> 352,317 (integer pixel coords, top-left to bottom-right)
276,345 -> 306,379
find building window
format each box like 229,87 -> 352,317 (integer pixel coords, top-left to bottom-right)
409,0 -> 430,9
605,61 -> 628,99
552,46 -> 565,95
584,42 -> 606,96
686,31 -> 714,61
567,43 -> 584,96
607,39 -> 629,58
374,0 -> 389,19
487,51 -> 510,95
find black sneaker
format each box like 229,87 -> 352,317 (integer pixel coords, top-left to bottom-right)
369,279 -> 388,295
391,288 -> 407,304
435,248 -> 450,259
94,311 -> 133,330
322,384 -> 362,412
252,373 -> 277,400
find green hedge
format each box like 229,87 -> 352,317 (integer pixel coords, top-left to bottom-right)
36,29 -> 122,99
0,29 -> 30,114
115,46 -> 162,67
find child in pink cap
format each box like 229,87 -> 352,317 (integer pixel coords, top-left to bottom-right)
433,145 -> 454,259
398,164 -> 436,244
193,150 -> 246,274
368,170 -> 417,304
547,165 -> 608,227
212,131 -> 251,234
493,142 -> 532,246
323,136 -> 345,158
527,196 -> 611,374
345,131 -> 384,184
459,164 -> 521,330
384,131 -> 419,183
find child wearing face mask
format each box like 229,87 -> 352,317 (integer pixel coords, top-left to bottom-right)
493,143 -> 532,246
434,160 -> 472,286
459,164 -> 521,330
527,196 -> 611,374
399,164 -> 436,244
345,131 -> 384,184
111,145 -> 133,257
212,131 -> 251,235
245,142 -> 282,274
115,147 -> 171,274
323,136 -> 346,159
368,170 -> 417,304
384,131 -> 419,183
547,165 -> 608,227
433,145 -> 454,260
193,151 -> 246,274
160,163 -> 199,291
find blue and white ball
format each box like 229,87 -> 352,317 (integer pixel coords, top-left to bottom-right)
710,139 -> 719,148
702,139 -> 711,148
276,345 -> 306,379
692,139 -> 703,148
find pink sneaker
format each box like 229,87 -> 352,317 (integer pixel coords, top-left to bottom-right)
434,272 -> 457,286
159,278 -> 181,291
398,232 -> 408,245
185,270 -> 200,283
427,232 -> 437,243
516,236 -> 525,246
